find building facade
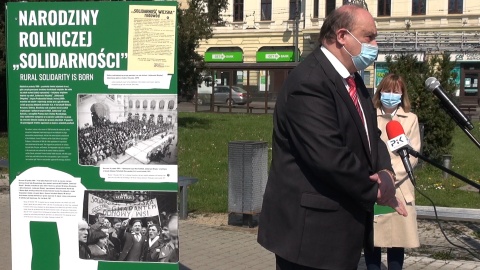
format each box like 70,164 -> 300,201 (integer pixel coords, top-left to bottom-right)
196,0 -> 480,104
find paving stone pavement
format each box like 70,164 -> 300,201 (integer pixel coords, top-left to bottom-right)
0,173 -> 479,269
178,213 -> 480,270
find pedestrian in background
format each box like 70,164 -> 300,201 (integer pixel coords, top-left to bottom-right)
365,73 -> 421,270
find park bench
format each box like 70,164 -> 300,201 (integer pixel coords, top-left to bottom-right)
214,104 -> 274,113
247,105 -> 272,113
178,176 -> 198,219
416,205 -> 480,223
0,159 -> 7,169
215,104 -> 249,112
457,96 -> 478,119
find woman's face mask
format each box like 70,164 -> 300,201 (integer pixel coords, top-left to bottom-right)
380,92 -> 402,108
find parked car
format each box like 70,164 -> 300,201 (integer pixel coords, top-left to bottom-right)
214,86 -> 250,105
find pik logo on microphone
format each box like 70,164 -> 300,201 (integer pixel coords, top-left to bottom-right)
387,134 -> 409,152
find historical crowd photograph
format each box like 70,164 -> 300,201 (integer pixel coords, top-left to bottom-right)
77,94 -> 178,166
79,190 -> 178,262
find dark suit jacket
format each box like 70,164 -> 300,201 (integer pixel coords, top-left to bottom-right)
257,47 -> 393,269
143,238 -> 163,262
142,238 -> 176,262
118,229 -> 148,261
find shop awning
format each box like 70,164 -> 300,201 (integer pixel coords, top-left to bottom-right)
256,46 -> 298,62
204,47 -> 243,63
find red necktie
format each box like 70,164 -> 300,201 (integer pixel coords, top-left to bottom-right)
346,76 -> 364,123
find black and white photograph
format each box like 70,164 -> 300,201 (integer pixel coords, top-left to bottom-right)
79,190 -> 179,262
77,94 -> 178,166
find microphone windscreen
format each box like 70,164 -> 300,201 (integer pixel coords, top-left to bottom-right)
425,77 -> 440,91
386,120 -> 405,139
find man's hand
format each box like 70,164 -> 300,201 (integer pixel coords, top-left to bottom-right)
370,171 -> 408,217
379,197 -> 408,217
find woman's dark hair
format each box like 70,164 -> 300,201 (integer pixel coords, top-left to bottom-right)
88,229 -> 108,245
372,73 -> 411,112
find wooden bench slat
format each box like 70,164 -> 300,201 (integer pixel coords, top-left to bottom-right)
416,206 -> 480,223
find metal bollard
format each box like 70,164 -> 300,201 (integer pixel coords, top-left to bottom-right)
442,154 -> 452,178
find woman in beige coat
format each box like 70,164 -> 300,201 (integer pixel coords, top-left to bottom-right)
365,73 -> 421,270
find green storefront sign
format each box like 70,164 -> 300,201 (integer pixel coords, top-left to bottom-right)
204,51 -> 243,62
256,51 -> 294,62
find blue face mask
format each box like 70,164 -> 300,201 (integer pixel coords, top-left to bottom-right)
380,92 -> 402,108
343,30 -> 378,70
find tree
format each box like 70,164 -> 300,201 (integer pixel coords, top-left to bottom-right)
385,53 -> 457,161
177,0 -> 227,100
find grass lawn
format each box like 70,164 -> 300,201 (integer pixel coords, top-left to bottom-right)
177,112 -> 273,213
1,113 -> 479,212
177,113 -> 480,213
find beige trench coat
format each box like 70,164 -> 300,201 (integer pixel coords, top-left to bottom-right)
374,107 -> 421,248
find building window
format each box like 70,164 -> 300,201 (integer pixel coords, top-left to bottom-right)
325,0 -> 335,17
412,0 -> 426,15
448,0 -> 463,14
313,0 -> 319,18
289,0 -> 301,20
378,0 -> 391,16
168,100 -> 175,110
363,71 -> 371,86
233,0 -> 244,22
261,0 -> 272,21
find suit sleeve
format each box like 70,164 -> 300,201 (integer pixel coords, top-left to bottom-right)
283,78 -> 377,207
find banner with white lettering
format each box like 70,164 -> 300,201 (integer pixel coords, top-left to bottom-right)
87,194 -> 160,219
7,1 -> 179,270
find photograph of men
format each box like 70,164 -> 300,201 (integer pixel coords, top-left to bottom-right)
81,190 -> 178,262
118,219 -> 147,261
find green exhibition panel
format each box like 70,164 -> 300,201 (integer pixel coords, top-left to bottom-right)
6,1 -> 179,269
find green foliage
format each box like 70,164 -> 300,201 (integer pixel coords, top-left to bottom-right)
177,0 -> 211,100
386,53 -> 457,161
205,0 -> 229,24
177,0 -> 228,99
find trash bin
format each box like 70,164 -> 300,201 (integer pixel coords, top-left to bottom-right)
228,141 -> 268,226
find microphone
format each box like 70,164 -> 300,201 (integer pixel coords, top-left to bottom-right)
386,120 -> 416,186
425,77 -> 474,130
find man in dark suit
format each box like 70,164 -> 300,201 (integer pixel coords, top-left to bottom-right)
118,219 -> 148,261
142,223 -> 164,262
142,223 -> 176,262
257,4 -> 407,270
